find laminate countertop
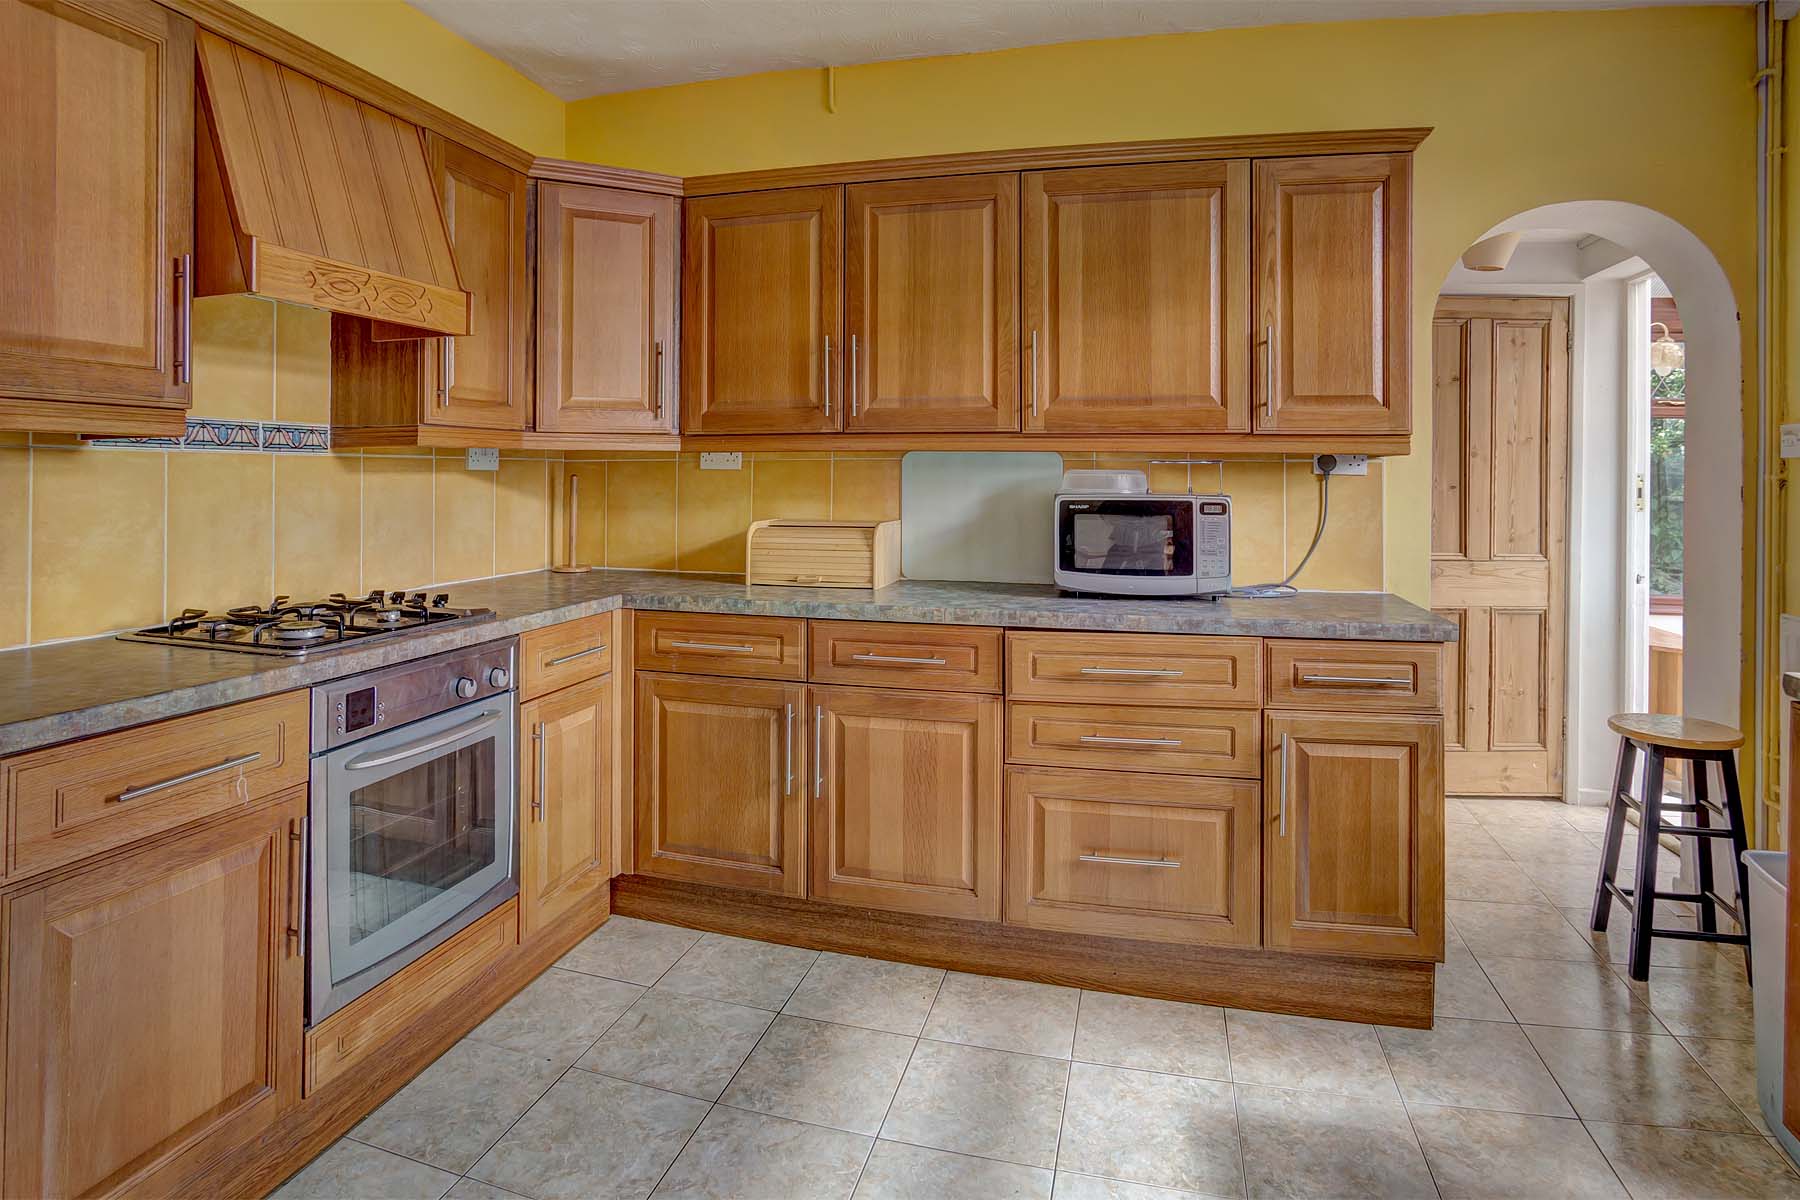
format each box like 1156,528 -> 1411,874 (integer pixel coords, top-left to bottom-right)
0,571 -> 1456,755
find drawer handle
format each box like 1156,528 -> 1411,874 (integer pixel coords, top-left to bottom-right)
668,640 -> 757,654
545,644 -> 607,668
1079,853 -> 1180,869
1077,734 -> 1182,748
112,751 -> 262,804
851,652 -> 947,666
1079,666 -> 1183,678
1298,674 -> 1412,686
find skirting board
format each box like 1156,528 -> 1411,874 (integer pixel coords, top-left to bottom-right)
611,875 -> 1435,1028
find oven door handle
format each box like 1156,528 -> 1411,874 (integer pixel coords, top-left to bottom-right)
343,710 -> 505,772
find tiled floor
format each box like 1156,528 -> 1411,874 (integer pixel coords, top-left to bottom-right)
276,799 -> 1797,1200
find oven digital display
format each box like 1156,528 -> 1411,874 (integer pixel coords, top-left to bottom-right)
344,687 -> 378,732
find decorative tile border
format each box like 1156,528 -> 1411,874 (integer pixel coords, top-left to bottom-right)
88,419 -> 331,454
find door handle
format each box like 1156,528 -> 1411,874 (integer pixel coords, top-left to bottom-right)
814,705 -> 824,799
173,253 -> 193,385
849,333 -> 858,418
823,334 -> 832,418
654,339 -> 665,419
113,751 -> 261,804
1262,323 -> 1274,423
287,817 -> 307,957
784,703 -> 794,796
1030,328 -> 1039,420
437,339 -> 452,406
531,723 -> 546,820
1277,733 -> 1292,837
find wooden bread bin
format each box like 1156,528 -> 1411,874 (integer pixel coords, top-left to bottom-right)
745,519 -> 901,588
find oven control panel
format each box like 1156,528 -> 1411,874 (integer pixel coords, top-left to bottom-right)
311,638 -> 517,752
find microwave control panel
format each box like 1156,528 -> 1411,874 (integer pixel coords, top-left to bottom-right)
1194,500 -> 1231,578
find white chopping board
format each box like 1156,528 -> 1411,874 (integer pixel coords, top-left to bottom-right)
900,452 -> 1063,584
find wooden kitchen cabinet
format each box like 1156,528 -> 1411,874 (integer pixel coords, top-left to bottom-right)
810,685 -> 1002,920
683,187 -> 843,434
536,182 -> 679,434
1022,162 -> 1250,434
844,174 -> 1019,432
2,789 -> 306,1198
0,0 -> 194,434
1263,711 -> 1444,958
521,674 -> 612,936
1254,154 -> 1411,435
636,673 -> 807,894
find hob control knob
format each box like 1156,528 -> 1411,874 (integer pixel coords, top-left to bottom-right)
487,667 -> 510,689
454,676 -> 478,700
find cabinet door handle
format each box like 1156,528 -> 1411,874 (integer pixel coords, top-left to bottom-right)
814,704 -> 824,799
437,339 -> 451,406
172,253 -> 193,385
653,339 -> 664,419
1297,673 -> 1412,687
849,333 -> 858,418
1078,853 -> 1180,869
445,336 -> 456,393
850,652 -> 946,666
784,703 -> 794,796
1078,734 -> 1182,748
113,751 -> 261,805
287,817 -> 306,957
532,723 -> 546,820
1278,733 -> 1292,838
1261,323 -> 1274,423
545,644 -> 607,668
1079,666 -> 1183,678
1029,328 -> 1039,419
667,639 -> 756,654
823,334 -> 832,418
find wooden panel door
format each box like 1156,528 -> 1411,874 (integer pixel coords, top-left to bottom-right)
536,182 -> 678,434
845,174 -> 1018,432
636,673 -> 806,894
2,790 -> 305,1199
1429,296 -> 1570,796
1023,162 -> 1250,433
810,685 -> 1002,920
0,0 -> 193,412
423,136 -> 528,430
1254,155 -> 1410,435
683,187 -> 842,434
1264,712 -> 1444,959
521,675 -> 611,936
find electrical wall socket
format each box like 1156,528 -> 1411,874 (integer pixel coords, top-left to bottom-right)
465,448 -> 499,471
1782,424 -> 1800,458
1313,453 -> 1368,476
699,452 -> 743,470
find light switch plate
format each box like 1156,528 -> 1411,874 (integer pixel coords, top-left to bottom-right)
1782,424 -> 1800,458
465,448 -> 499,471
1314,453 -> 1368,476
699,452 -> 743,470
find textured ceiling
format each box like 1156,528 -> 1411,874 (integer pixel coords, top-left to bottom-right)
408,0 -> 1744,100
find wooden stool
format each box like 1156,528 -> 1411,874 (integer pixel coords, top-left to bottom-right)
1590,714 -> 1751,983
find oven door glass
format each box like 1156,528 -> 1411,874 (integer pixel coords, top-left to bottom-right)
1059,499 -> 1195,577
315,698 -> 515,1016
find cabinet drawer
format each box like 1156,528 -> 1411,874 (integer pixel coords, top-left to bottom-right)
1006,632 -> 1261,707
520,613 -> 615,700
1,690 -> 309,881
1007,703 -> 1259,777
1004,767 -> 1259,947
635,612 -> 806,680
1265,640 -> 1441,712
810,621 -> 1001,693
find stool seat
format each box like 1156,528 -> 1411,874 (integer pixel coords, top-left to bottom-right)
1606,713 -> 1744,751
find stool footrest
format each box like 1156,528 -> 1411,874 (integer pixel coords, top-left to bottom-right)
1650,927 -> 1751,946
1654,824 -> 1735,839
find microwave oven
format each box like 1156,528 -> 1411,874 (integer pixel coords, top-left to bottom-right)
1053,470 -> 1232,598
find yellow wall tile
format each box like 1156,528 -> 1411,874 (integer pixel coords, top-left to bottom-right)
557,462 -> 606,566
362,455 -> 435,589
167,453 -> 273,610
273,453 -> 361,599
1222,460 -> 1287,587
1283,460 -> 1384,591
191,296 -> 274,422
0,451 -> 29,646
831,457 -> 901,521
275,304 -> 332,425
435,459 -> 496,583
496,457 -> 550,574
605,459 -> 676,569
32,449 -> 164,640
677,455 -> 751,573
752,457 -> 832,521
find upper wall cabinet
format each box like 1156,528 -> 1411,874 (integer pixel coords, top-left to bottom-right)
0,0 -> 194,435
845,175 -> 1020,433
1023,162 -> 1250,434
683,187 -> 842,435
1254,154 -> 1411,435
536,182 -> 679,435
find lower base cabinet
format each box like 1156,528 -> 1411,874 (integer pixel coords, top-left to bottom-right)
2,790 -> 307,1199
521,675 -> 612,936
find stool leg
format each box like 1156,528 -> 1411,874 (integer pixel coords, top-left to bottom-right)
1592,737 -> 1638,932
1628,749 -> 1666,983
1717,750 -> 1753,986
1691,757 -> 1718,935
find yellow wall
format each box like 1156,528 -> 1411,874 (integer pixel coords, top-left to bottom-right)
568,6 -> 1760,608
237,0 -> 564,157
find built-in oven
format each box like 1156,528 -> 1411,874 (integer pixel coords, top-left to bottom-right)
307,640 -> 518,1023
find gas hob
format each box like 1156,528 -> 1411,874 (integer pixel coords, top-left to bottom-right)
119,591 -> 496,657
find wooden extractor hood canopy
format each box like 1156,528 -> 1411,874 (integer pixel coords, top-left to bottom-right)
193,31 -> 471,336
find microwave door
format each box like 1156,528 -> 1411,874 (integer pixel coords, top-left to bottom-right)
1060,500 -> 1195,579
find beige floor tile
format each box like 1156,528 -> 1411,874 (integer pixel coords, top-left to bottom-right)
654,932 -> 819,1011
1444,798 -> 1479,826
1620,963 -> 1757,1040
654,1105 -> 871,1200
1523,1025 -> 1750,1132
1449,900 -> 1605,963
1478,958 -> 1665,1033
466,966 -> 645,1068
1052,1175 -> 1207,1199
1234,1083 -> 1436,1199
1376,1017 -> 1574,1117
1489,824 -> 1602,864
444,1179 -> 528,1200
922,971 -> 1080,1059
558,916 -> 702,986
854,1140 -> 1053,1200
272,1139 -> 458,1200
1517,857 -> 1611,908
351,1040 -> 563,1173
1463,798 -> 1580,829
1407,1105 -> 1627,1199
1449,858 -> 1551,903
1447,822 -> 1510,859
721,1014 -> 914,1135
1563,805 -> 1615,833
880,1039 -> 1068,1169
782,952 -> 945,1036
1681,1035 -> 1774,1135
577,990 -> 773,1100
1224,1009 -> 1398,1100
1558,905 -> 1727,970
1435,952 -> 1514,1022
1057,1062 -> 1241,1197
1073,992 -> 1229,1081
1585,1122 -> 1800,1199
